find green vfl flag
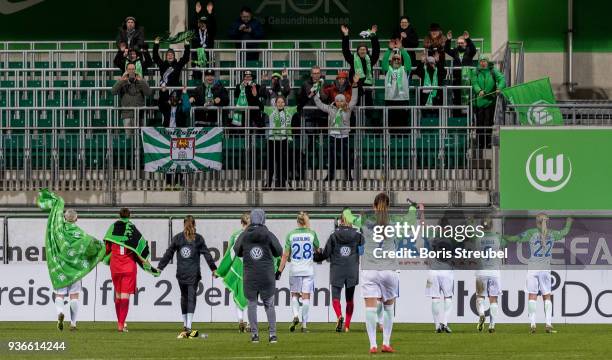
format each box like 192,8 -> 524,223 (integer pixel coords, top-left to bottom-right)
500,78 -> 563,126
142,127 -> 223,173
37,189 -> 106,290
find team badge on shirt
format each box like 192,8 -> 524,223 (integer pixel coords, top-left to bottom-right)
340,246 -> 351,257
250,246 -> 264,260
180,246 -> 192,259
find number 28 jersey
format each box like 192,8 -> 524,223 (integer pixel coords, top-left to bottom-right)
285,227 -> 320,277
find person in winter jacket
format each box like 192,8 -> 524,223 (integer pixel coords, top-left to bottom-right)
445,30 -> 477,112
392,16 -> 419,66
312,74 -> 360,181
260,69 -> 291,107
116,16 -> 145,51
234,209 -> 283,344
228,6 -> 264,61
341,24 -> 380,106
153,37 -> 191,87
314,208 -> 365,332
158,215 -> 217,339
321,71 -> 352,105
232,70 -> 262,127
111,63 -> 152,129
265,96 -> 299,189
189,69 -> 229,126
159,86 -> 192,128
297,66 -> 327,128
423,23 -> 446,64
114,42 -> 153,78
381,39 -> 412,129
414,55 -> 447,111
471,55 -> 505,148
191,1 -> 216,80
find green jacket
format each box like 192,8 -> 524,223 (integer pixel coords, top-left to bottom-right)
471,63 -> 506,108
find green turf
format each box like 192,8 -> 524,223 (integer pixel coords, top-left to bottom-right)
0,322 -> 610,359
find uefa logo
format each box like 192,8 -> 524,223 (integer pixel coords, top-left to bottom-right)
250,246 -> 264,260
340,246 -> 351,257
180,246 -> 192,259
525,146 -> 572,193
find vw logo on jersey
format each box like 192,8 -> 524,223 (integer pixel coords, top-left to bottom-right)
250,246 -> 264,260
340,246 -> 351,257
180,246 -> 192,259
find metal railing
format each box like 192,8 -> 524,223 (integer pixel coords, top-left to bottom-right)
504,103 -> 612,126
0,105 -> 493,194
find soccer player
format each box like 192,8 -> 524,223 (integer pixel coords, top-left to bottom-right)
217,212 -> 251,333
234,209 -> 284,344
277,212 -> 320,333
158,215 -> 218,339
504,213 -> 572,334
474,217 -> 505,333
104,208 -> 159,332
425,217 -> 455,334
315,208 -> 364,332
37,189 -> 106,332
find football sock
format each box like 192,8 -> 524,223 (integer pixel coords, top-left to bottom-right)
186,313 -> 194,330
236,306 -> 244,322
345,300 -> 354,329
365,307 -> 378,348
332,298 -> 342,319
69,299 -> 78,326
489,302 -> 498,328
291,295 -> 300,318
382,305 -> 394,346
114,298 -> 120,322
182,313 -> 188,327
377,302 -> 384,325
431,299 -> 441,329
55,296 -> 64,316
476,297 -> 485,316
544,299 -> 552,326
301,299 -> 310,327
118,298 -> 129,327
528,300 -> 537,327
443,298 -> 453,326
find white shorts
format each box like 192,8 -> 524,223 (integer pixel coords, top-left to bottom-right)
55,280 -> 82,296
476,276 -> 502,297
361,270 -> 400,301
425,272 -> 454,298
526,271 -> 552,295
289,275 -> 315,294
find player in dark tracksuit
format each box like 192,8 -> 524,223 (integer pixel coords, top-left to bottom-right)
234,208 -> 283,344
158,215 -> 217,338
315,211 -> 364,332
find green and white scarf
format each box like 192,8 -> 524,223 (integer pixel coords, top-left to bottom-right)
232,84 -> 248,126
193,47 -> 208,67
204,83 -> 214,104
103,218 -> 160,276
385,66 -> 409,100
460,67 -> 473,105
334,109 -> 345,128
353,52 -> 372,85
267,106 -> 296,140
37,189 -> 106,290
423,66 -> 438,106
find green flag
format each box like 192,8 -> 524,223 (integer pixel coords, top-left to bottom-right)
141,127 -> 223,173
500,78 -> 563,126
216,230 -> 248,310
37,189 -> 106,290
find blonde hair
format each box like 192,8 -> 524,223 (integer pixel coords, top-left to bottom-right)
373,192 -> 390,226
536,213 -> 549,248
297,211 -> 310,228
184,215 -> 196,242
240,212 -> 250,227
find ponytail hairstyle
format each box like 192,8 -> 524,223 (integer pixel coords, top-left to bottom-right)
297,211 -> 310,228
240,212 -> 251,227
184,215 -> 196,242
536,213 -> 549,248
373,192 -> 390,226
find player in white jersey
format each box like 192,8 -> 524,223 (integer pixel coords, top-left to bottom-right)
278,212 -> 320,333
505,213 -> 572,334
361,193 -> 421,354
473,217 -> 504,333
424,217 -> 455,333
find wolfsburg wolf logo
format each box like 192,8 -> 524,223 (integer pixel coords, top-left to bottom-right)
525,146 -> 572,193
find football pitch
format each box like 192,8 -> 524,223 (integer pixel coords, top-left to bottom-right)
0,322 -> 609,359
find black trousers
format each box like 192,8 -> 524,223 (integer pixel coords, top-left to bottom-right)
475,104 -> 496,148
327,136 -> 352,181
267,139 -> 289,188
385,100 -> 410,132
331,285 -> 355,301
179,282 -> 198,314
